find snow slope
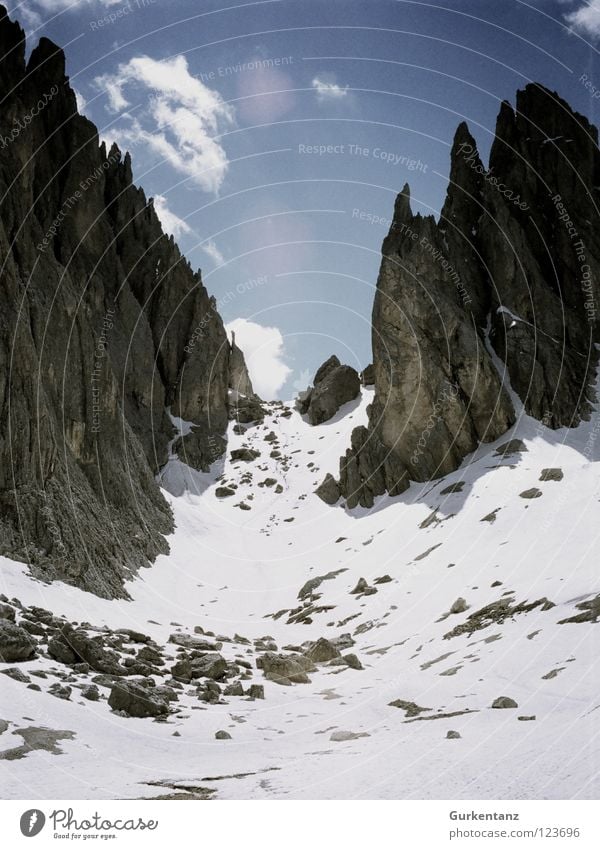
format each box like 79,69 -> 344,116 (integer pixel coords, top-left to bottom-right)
1,389 -> 600,800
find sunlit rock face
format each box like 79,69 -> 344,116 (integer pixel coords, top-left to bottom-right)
333,84 -> 600,508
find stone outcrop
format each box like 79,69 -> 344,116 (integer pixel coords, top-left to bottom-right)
330,84 -> 600,507
297,355 -> 361,425
0,8 -> 247,596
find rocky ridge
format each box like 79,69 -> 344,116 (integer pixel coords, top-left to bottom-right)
329,84 -> 600,507
0,8 -> 253,597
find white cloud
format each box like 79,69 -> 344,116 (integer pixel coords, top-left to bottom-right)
565,1 -> 600,38
153,195 -> 192,239
73,88 -> 87,113
200,239 -> 224,266
312,76 -> 349,102
94,54 -> 234,194
17,0 -> 121,19
225,319 -> 291,400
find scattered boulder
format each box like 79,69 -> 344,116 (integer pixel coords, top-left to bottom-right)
449,597 -> 469,615
48,684 -> 72,701
215,486 -> 235,498
215,730 -> 232,740
0,667 -> 30,683
47,637 -> 77,666
342,653 -> 363,670
81,685 -> 100,701
231,448 -> 260,462
247,684 -> 265,700
57,627 -> 126,675
305,638 -> 340,663
0,621 -> 36,662
315,473 -> 340,505
257,652 -> 315,685
446,730 -> 461,739
0,603 -> 16,621
108,681 -> 169,718
539,468 -> 563,482
558,594 -> 600,624
520,488 -> 542,499
388,699 -> 431,717
297,569 -> 346,601
491,696 -> 518,709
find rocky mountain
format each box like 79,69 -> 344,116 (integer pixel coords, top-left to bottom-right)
331,84 -> 600,508
0,8 -> 251,597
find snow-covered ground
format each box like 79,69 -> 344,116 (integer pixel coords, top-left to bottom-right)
1,388 -> 600,800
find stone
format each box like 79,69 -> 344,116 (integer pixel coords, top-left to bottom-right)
446,730 -> 461,739
491,696 -> 518,709
257,652 -> 315,685
301,356 -> 361,426
315,473 -> 340,505
215,730 -> 232,740
0,667 -> 30,683
230,448 -> 260,462
539,468 -> 563,482
0,604 -> 16,621
247,684 -> 264,700
48,683 -> 72,701
350,578 -> 369,595
305,638 -> 340,663
449,598 -> 469,615
0,621 -> 36,662
55,627 -> 126,675
215,486 -> 235,498
342,653 -> 363,670
108,681 -> 169,717
519,488 -> 542,499
47,637 -> 77,665
81,685 -> 100,701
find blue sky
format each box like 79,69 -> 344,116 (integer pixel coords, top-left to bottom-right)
9,0 -> 600,397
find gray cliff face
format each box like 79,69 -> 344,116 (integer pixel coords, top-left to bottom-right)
0,9 -> 237,596
335,84 -> 600,508
228,331 -> 256,398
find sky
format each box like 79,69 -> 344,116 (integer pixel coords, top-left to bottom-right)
7,0 -> 600,398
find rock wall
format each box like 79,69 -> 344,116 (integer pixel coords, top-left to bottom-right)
0,8 -> 237,596
335,84 -> 600,508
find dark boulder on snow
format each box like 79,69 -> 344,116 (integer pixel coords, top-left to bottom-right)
108,680 -> 169,718
315,473 -> 340,505
0,621 -> 36,662
297,356 -> 361,425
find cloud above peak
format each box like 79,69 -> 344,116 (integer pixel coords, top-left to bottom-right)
95,54 -> 234,194
564,0 -> 600,39
226,319 -> 291,400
